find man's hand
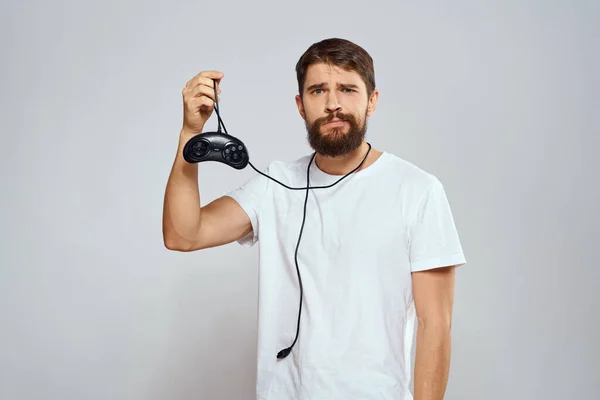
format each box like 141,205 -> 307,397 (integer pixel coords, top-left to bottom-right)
412,265 -> 456,400
181,70 -> 224,135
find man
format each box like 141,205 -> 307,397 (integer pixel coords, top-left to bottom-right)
163,38 -> 466,400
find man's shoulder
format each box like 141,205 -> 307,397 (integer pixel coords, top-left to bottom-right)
380,151 -> 441,192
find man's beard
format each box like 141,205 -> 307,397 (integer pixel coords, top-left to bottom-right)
305,109 -> 368,158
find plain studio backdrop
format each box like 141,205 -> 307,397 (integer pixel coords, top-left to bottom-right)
1,0 -> 598,399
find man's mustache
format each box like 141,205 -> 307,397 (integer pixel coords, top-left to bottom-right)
319,113 -> 353,124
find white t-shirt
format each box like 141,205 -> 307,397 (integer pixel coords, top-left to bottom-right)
225,150 -> 466,400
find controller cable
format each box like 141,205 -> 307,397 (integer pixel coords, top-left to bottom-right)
208,79 -> 371,360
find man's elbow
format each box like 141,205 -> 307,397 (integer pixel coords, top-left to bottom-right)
417,314 -> 452,334
163,236 -> 198,252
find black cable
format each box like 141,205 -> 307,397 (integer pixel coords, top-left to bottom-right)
213,84 -> 228,135
209,79 -> 371,359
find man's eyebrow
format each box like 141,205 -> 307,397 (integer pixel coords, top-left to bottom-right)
306,82 -> 326,91
306,82 -> 360,91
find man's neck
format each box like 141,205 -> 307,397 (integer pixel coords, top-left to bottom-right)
314,141 -> 379,176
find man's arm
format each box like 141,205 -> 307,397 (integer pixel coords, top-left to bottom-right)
162,130 -> 252,252
412,265 -> 456,400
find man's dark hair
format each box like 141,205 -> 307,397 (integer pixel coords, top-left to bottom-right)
295,38 -> 376,99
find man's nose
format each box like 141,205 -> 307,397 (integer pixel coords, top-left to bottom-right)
325,92 -> 341,113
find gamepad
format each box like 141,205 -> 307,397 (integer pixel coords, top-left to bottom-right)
182,131 -> 249,170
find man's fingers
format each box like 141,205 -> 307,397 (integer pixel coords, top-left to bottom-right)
186,70 -> 224,89
185,83 -> 219,101
199,70 -> 224,80
186,96 -> 214,112
186,76 -> 221,93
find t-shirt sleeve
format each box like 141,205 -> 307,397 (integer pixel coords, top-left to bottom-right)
224,164 -> 271,248
408,177 -> 467,272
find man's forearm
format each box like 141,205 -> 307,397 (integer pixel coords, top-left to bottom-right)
413,324 -> 451,400
162,130 -> 202,250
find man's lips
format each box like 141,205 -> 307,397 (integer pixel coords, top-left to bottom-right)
323,119 -> 347,126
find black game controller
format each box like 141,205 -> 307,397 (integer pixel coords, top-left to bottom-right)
182,131 -> 249,170
181,78 -> 249,169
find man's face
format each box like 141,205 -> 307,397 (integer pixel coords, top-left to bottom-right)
295,62 -> 378,158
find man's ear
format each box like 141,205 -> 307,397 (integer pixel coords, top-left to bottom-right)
295,94 -> 306,120
366,89 -> 379,117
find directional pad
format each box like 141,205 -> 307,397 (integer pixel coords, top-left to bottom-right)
191,139 -> 210,158
223,143 -> 247,164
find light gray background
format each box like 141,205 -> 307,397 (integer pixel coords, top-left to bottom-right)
1,0 -> 598,399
